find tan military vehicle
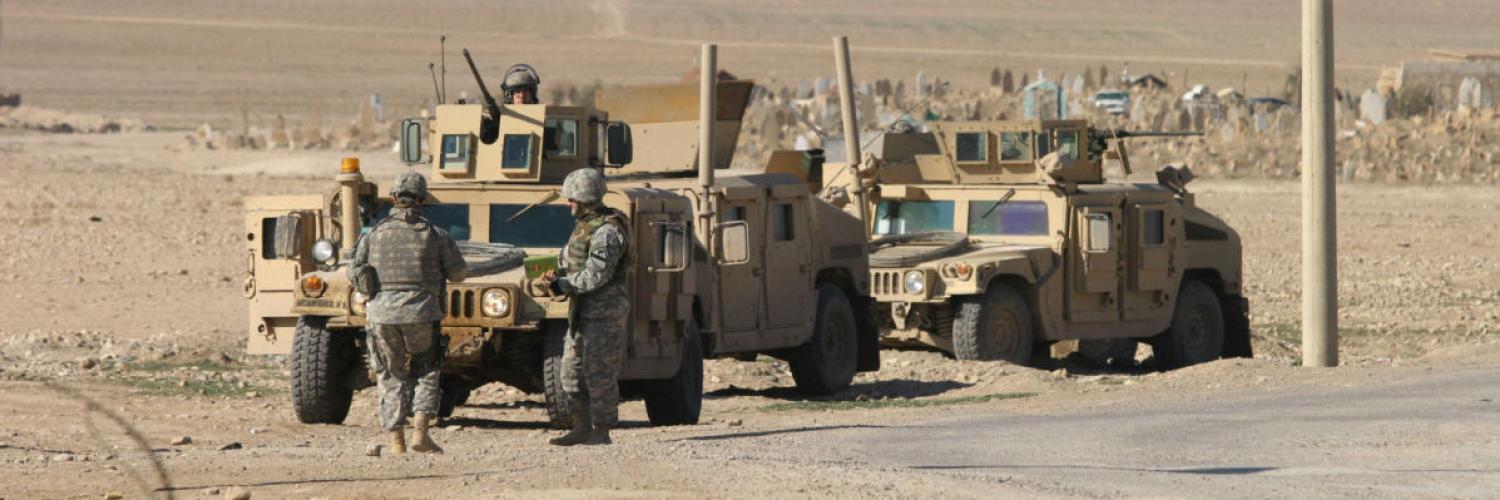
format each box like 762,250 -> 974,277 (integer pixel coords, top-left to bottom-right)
243,46 -> 878,427
833,120 -> 1250,367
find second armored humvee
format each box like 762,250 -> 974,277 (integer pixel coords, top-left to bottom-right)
243,45 -> 878,427
834,120 -> 1250,367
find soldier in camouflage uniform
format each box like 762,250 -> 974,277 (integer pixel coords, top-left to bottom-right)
538,168 -> 630,446
348,170 -> 466,455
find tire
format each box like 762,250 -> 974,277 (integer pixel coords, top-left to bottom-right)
1153,280 -> 1226,369
952,285 -> 1034,364
437,378 -> 471,418
869,232 -> 970,268
789,284 -> 860,395
642,322 -> 704,426
540,320 -> 574,429
290,316 -> 356,424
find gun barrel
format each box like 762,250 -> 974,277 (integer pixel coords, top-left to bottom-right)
461,48 -> 500,110
1095,129 -> 1204,139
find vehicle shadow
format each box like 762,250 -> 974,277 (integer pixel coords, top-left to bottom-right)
910,464 -> 1281,475
705,379 -> 970,401
440,416 -> 655,430
673,424 -> 894,442
463,400 -> 547,410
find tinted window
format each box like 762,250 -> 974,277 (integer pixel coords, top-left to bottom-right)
874,200 -> 955,235
1000,131 -> 1032,161
1057,130 -> 1080,160
955,132 -> 987,162
1144,210 -> 1164,245
967,200 -> 1048,236
502,134 -> 532,169
261,217 -> 279,259
544,119 -> 578,157
772,204 -> 795,241
367,203 -> 472,241
489,204 -> 575,247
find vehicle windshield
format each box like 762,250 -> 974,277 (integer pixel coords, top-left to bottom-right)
489,203 -> 575,247
967,200 -> 1049,236
873,200 -> 955,235
365,203 -> 472,241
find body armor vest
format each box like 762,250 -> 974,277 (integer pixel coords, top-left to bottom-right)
563,207 -> 630,284
367,213 -> 445,292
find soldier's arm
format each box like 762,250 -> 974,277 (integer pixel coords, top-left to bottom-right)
555,223 -> 624,295
347,232 -> 370,282
438,230 -> 467,283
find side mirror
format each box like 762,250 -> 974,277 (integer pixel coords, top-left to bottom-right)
604,122 -> 632,167
1085,213 -> 1112,253
652,222 -> 690,273
399,118 -> 427,165
718,221 -> 750,265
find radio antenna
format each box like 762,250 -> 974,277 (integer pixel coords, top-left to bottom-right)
428,63 -> 442,104
439,35 -> 448,104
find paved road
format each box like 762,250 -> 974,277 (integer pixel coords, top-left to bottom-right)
828,367 -> 1500,498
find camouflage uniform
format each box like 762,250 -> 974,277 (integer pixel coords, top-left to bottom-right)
348,172 -> 466,433
555,204 -> 630,429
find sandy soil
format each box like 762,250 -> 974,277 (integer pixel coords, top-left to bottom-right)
3,1 -> 1500,498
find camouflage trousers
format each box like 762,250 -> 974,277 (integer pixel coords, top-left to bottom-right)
560,313 -> 626,429
367,322 -> 443,431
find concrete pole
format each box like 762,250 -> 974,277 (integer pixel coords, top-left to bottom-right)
833,36 -> 869,225
1301,0 -> 1338,367
698,44 -> 716,197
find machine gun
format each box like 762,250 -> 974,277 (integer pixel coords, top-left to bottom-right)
1086,128 -> 1203,176
462,48 -> 502,142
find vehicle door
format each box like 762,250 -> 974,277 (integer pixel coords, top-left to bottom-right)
244,195 -> 326,354
1068,194 -> 1123,323
625,196 -> 691,364
1122,193 -> 1184,322
764,186 -> 813,330
717,195 -> 765,342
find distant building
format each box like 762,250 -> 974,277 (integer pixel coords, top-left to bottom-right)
1379,50 -> 1500,109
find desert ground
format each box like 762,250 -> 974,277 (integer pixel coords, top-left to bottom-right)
3,1 -> 1500,498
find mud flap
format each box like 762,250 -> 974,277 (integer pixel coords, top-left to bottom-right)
853,297 -> 881,372
1222,295 -> 1253,358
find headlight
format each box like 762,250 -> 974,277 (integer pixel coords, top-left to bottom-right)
301,275 -> 326,297
904,270 -> 926,295
311,239 -> 337,264
482,289 -> 511,317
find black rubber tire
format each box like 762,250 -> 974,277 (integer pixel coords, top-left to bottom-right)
642,322 -> 704,426
952,285 -> 1035,364
290,316 -> 356,424
789,284 -> 860,395
869,232 -> 970,268
540,320 -> 574,429
437,378 -> 470,418
1153,280 -> 1226,369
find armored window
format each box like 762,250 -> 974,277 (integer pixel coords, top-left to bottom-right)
999,131 -> 1032,161
724,206 -> 747,222
772,203 -> 795,241
502,134 -> 533,169
261,217 -> 279,259
489,204 -> 574,248
967,200 -> 1048,236
955,132 -> 987,163
873,200 -> 955,236
1143,209 -> 1165,246
1085,213 -> 1112,253
369,203 -> 472,241
544,119 -> 578,158
1036,130 -> 1052,158
1056,130 -> 1080,161
440,134 -> 472,171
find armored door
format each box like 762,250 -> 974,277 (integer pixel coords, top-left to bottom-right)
717,200 -> 764,338
1122,197 -> 1183,321
1068,200 -> 1122,323
244,195 -> 325,354
764,192 -> 813,329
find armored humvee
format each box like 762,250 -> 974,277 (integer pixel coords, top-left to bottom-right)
243,46 -> 878,427
828,120 -> 1250,367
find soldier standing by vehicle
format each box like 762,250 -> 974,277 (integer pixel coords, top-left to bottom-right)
537,168 -> 630,446
502,64 -> 541,105
349,170 -> 467,455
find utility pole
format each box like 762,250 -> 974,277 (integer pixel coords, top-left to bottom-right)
1301,0 -> 1338,367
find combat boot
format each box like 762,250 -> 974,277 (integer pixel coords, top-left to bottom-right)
548,411 -> 592,447
582,424 -> 612,446
410,413 -> 444,454
388,428 -> 407,455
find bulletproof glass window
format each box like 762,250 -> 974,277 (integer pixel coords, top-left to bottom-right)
489,204 -> 575,248
261,217 -> 279,259
1036,130 -> 1053,158
1056,129 -> 1081,161
967,200 -> 1048,236
999,131 -> 1032,161
1144,209 -> 1165,246
368,203 -> 472,241
502,134 -> 533,169
543,119 -> 578,158
724,206 -> 747,222
954,132 -> 987,163
1085,213 -> 1112,253
772,203 -> 795,241
873,200 -> 955,235
440,134 -> 471,171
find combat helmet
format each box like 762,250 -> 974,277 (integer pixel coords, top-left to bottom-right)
561,168 -> 606,204
502,64 -> 541,104
390,170 -> 429,204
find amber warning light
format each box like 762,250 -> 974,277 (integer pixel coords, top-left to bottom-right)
340,157 -> 361,173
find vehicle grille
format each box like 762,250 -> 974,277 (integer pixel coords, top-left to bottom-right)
872,271 -> 903,296
448,289 -> 476,319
